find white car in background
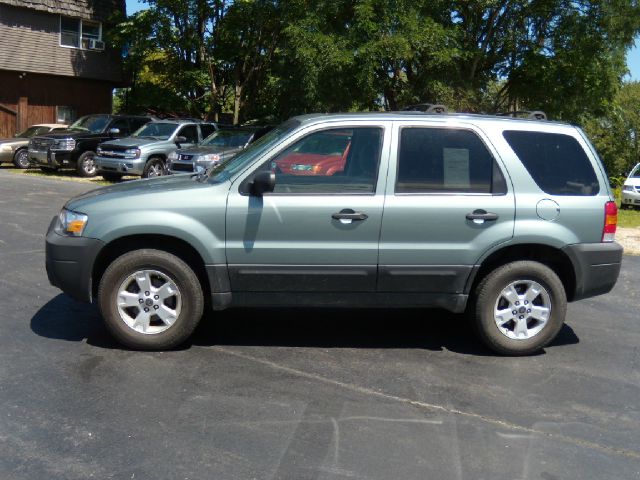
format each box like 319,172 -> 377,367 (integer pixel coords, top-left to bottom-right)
621,163 -> 640,209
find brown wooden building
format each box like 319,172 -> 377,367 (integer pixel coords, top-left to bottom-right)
0,0 -> 125,137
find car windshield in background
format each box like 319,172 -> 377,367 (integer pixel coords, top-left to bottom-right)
68,115 -> 110,133
630,165 -> 640,178
202,130 -> 253,148
206,119 -> 301,184
17,126 -> 55,138
133,123 -> 178,140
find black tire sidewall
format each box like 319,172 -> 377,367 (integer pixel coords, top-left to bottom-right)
77,151 -> 97,177
474,261 -> 567,356
13,149 -> 29,168
98,249 -> 204,350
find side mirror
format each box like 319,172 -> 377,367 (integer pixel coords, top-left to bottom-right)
109,128 -> 120,136
175,136 -> 187,146
250,171 -> 276,196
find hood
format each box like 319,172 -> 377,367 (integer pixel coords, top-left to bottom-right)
38,130 -> 106,140
66,174 -> 211,213
624,176 -> 640,187
178,145 -> 240,156
100,137 -> 172,149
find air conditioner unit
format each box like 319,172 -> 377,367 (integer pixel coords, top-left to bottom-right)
88,39 -> 105,50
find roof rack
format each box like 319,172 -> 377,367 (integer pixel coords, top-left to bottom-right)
497,110 -> 547,121
401,103 -> 448,114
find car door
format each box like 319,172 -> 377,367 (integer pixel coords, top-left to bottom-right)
378,121 -> 515,294
225,122 -> 390,293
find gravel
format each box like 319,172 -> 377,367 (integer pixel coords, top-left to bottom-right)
616,227 -> 640,255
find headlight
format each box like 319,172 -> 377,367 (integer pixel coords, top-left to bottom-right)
124,148 -> 141,159
55,209 -> 88,237
197,154 -> 221,164
54,138 -> 76,151
623,185 -> 634,192
168,151 -> 178,161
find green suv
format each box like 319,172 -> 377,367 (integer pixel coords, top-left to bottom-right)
45,112 -> 623,355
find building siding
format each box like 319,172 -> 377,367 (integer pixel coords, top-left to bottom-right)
0,70 -> 114,136
0,3 -> 122,82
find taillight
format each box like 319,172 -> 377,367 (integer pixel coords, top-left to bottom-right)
602,201 -> 617,242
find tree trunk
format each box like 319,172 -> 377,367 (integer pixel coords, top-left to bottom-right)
233,81 -> 242,125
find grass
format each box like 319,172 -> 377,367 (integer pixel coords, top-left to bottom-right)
0,165 -> 135,186
614,187 -> 640,228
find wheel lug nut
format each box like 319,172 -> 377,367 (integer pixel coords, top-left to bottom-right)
154,305 -> 159,310
524,300 -> 528,305
145,291 -> 150,296
139,299 -> 144,304
144,307 -> 149,312
512,310 -> 517,315
515,301 -> 520,306
519,315 -> 524,319
527,309 -> 531,313
154,295 -> 159,300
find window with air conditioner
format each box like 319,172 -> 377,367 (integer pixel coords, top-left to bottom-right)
60,16 -> 103,50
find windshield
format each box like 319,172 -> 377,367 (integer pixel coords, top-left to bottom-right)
202,130 -> 253,148
133,122 -> 179,140
69,115 -> 110,133
630,164 -> 640,178
206,119 -> 301,184
16,126 -> 57,138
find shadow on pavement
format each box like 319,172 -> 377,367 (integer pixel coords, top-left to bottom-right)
30,294 -> 580,355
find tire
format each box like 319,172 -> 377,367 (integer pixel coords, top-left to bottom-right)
142,157 -> 166,178
39,166 -> 58,173
472,261 -> 567,356
76,151 -> 98,177
101,172 -> 123,182
13,148 -> 30,169
98,249 -> 204,350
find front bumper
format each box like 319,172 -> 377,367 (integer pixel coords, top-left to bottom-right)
621,189 -> 640,207
562,242 -> 623,301
30,149 -> 73,168
96,156 -> 145,176
45,216 -> 104,303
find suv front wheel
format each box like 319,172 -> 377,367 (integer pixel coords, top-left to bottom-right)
98,249 -> 204,350
472,261 -> 567,356
77,151 -> 98,177
143,157 -> 166,178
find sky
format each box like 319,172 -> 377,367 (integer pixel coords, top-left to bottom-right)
125,1 -> 640,82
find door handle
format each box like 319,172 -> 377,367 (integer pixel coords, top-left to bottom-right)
332,209 -> 368,224
466,209 -> 499,223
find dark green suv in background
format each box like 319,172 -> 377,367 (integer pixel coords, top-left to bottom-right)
45,112 -> 622,355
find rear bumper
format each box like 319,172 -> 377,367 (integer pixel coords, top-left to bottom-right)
45,216 -> 104,303
562,242 -> 623,301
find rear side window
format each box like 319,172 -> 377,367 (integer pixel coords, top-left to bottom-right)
503,130 -> 599,196
396,127 -> 507,194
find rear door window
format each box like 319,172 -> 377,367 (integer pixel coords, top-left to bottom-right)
503,130 -> 599,196
396,127 -> 507,194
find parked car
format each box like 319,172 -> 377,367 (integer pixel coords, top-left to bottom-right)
167,126 -> 272,174
272,129 -> 351,175
0,124 -> 68,168
621,163 -> 640,209
46,111 -> 622,355
29,114 -> 154,177
95,120 -> 217,180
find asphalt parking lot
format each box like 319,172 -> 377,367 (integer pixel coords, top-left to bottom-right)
0,169 -> 639,480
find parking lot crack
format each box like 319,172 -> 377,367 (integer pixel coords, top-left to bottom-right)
213,346 -> 640,461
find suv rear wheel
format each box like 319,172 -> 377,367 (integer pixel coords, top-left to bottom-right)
76,151 -> 98,177
472,261 -> 567,356
143,157 -> 166,178
98,249 -> 204,350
